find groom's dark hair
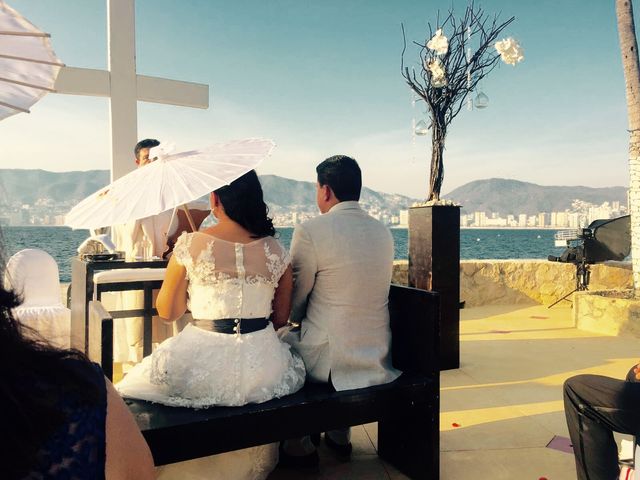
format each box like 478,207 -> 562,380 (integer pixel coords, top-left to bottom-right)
316,155 -> 361,202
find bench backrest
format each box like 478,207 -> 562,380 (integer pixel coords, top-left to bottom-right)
388,284 -> 439,375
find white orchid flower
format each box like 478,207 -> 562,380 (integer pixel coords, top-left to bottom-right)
495,37 -> 524,66
427,28 -> 449,55
427,57 -> 448,88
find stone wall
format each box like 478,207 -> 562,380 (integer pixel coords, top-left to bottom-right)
392,260 -> 632,307
574,290 -> 640,337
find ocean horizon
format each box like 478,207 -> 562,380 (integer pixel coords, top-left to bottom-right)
3,226 -> 568,283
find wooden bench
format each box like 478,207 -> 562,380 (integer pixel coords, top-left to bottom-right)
89,284 -> 440,479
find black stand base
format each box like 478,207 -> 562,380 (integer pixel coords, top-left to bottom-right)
548,261 -> 590,309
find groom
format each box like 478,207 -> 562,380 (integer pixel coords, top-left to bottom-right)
280,155 -> 400,466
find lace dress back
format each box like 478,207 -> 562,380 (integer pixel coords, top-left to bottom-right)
117,232 -> 305,408
172,232 -> 290,321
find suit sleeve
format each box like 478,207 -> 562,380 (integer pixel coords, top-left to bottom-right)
289,224 -> 318,324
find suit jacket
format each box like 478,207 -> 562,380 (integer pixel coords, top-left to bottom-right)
283,201 -> 401,391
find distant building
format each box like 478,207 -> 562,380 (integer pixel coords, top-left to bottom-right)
552,211 -> 569,228
568,213 -> 582,229
538,213 -> 546,228
518,214 -> 527,227
588,206 -> 612,224
21,205 -> 30,224
473,211 -> 487,227
485,217 -> 507,227
399,210 -> 409,227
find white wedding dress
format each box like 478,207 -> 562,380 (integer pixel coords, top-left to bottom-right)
116,232 -> 306,479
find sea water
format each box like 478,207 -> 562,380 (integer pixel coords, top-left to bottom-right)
2,226 -> 567,283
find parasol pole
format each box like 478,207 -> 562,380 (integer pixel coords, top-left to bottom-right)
182,204 -> 197,232
164,206 -> 178,242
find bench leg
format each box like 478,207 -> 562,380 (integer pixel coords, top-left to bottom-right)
378,396 -> 439,480
143,283 -> 153,357
88,301 -> 114,381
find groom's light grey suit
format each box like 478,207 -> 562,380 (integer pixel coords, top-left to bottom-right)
283,201 -> 401,391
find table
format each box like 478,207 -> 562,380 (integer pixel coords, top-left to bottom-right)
70,257 -> 167,353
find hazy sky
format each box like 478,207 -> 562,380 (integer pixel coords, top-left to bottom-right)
0,0 -> 636,198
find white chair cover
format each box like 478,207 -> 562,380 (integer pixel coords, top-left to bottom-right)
4,249 -> 70,348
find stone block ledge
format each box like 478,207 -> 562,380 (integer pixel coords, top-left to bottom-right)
574,289 -> 640,337
393,260 -> 632,308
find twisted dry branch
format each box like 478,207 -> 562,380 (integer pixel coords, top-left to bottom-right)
401,1 -> 515,199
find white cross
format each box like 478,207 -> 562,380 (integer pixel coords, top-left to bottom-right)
54,0 -> 209,181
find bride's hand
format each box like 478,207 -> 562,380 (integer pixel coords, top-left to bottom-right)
271,266 -> 293,330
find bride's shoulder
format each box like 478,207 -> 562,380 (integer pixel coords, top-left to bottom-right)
261,236 -> 290,263
175,231 -> 193,243
261,235 -> 286,251
172,232 -> 196,266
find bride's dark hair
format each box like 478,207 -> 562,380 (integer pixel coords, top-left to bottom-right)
215,170 -> 276,238
0,231 -> 101,477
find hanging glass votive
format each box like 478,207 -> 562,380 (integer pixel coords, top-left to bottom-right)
414,119 -> 429,136
474,91 -> 489,109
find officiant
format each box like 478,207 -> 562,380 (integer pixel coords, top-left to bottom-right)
109,139 -> 209,366
106,139 -> 173,365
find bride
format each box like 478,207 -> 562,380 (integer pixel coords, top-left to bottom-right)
116,170 -> 306,479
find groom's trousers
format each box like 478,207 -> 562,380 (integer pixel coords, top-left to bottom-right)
563,366 -> 640,480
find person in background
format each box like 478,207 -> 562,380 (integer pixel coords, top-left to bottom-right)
0,234 -> 155,479
110,139 -> 175,365
112,139 -> 173,259
564,366 -> 640,480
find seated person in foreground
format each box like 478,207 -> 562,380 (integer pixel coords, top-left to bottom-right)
116,170 -> 305,480
0,239 -> 154,479
564,364 -> 640,480
279,155 -> 401,467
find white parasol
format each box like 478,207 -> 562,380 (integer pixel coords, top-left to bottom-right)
0,1 -> 64,120
65,138 -> 275,230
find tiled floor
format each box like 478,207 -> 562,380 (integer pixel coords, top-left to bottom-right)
270,303 -> 638,479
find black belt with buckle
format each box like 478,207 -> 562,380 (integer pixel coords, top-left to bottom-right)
208,317 -> 270,334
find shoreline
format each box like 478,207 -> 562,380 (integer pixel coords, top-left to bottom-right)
7,225 -> 568,231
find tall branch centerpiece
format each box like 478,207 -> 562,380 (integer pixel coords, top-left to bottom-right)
402,2 -> 523,201
401,3 -> 523,369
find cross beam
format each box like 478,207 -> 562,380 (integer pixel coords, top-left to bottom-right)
54,0 -> 209,181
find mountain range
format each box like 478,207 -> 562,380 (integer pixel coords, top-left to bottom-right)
443,178 -> 628,215
0,169 -> 629,215
0,170 -> 417,216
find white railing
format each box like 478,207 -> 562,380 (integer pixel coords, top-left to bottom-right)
554,229 -> 580,247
